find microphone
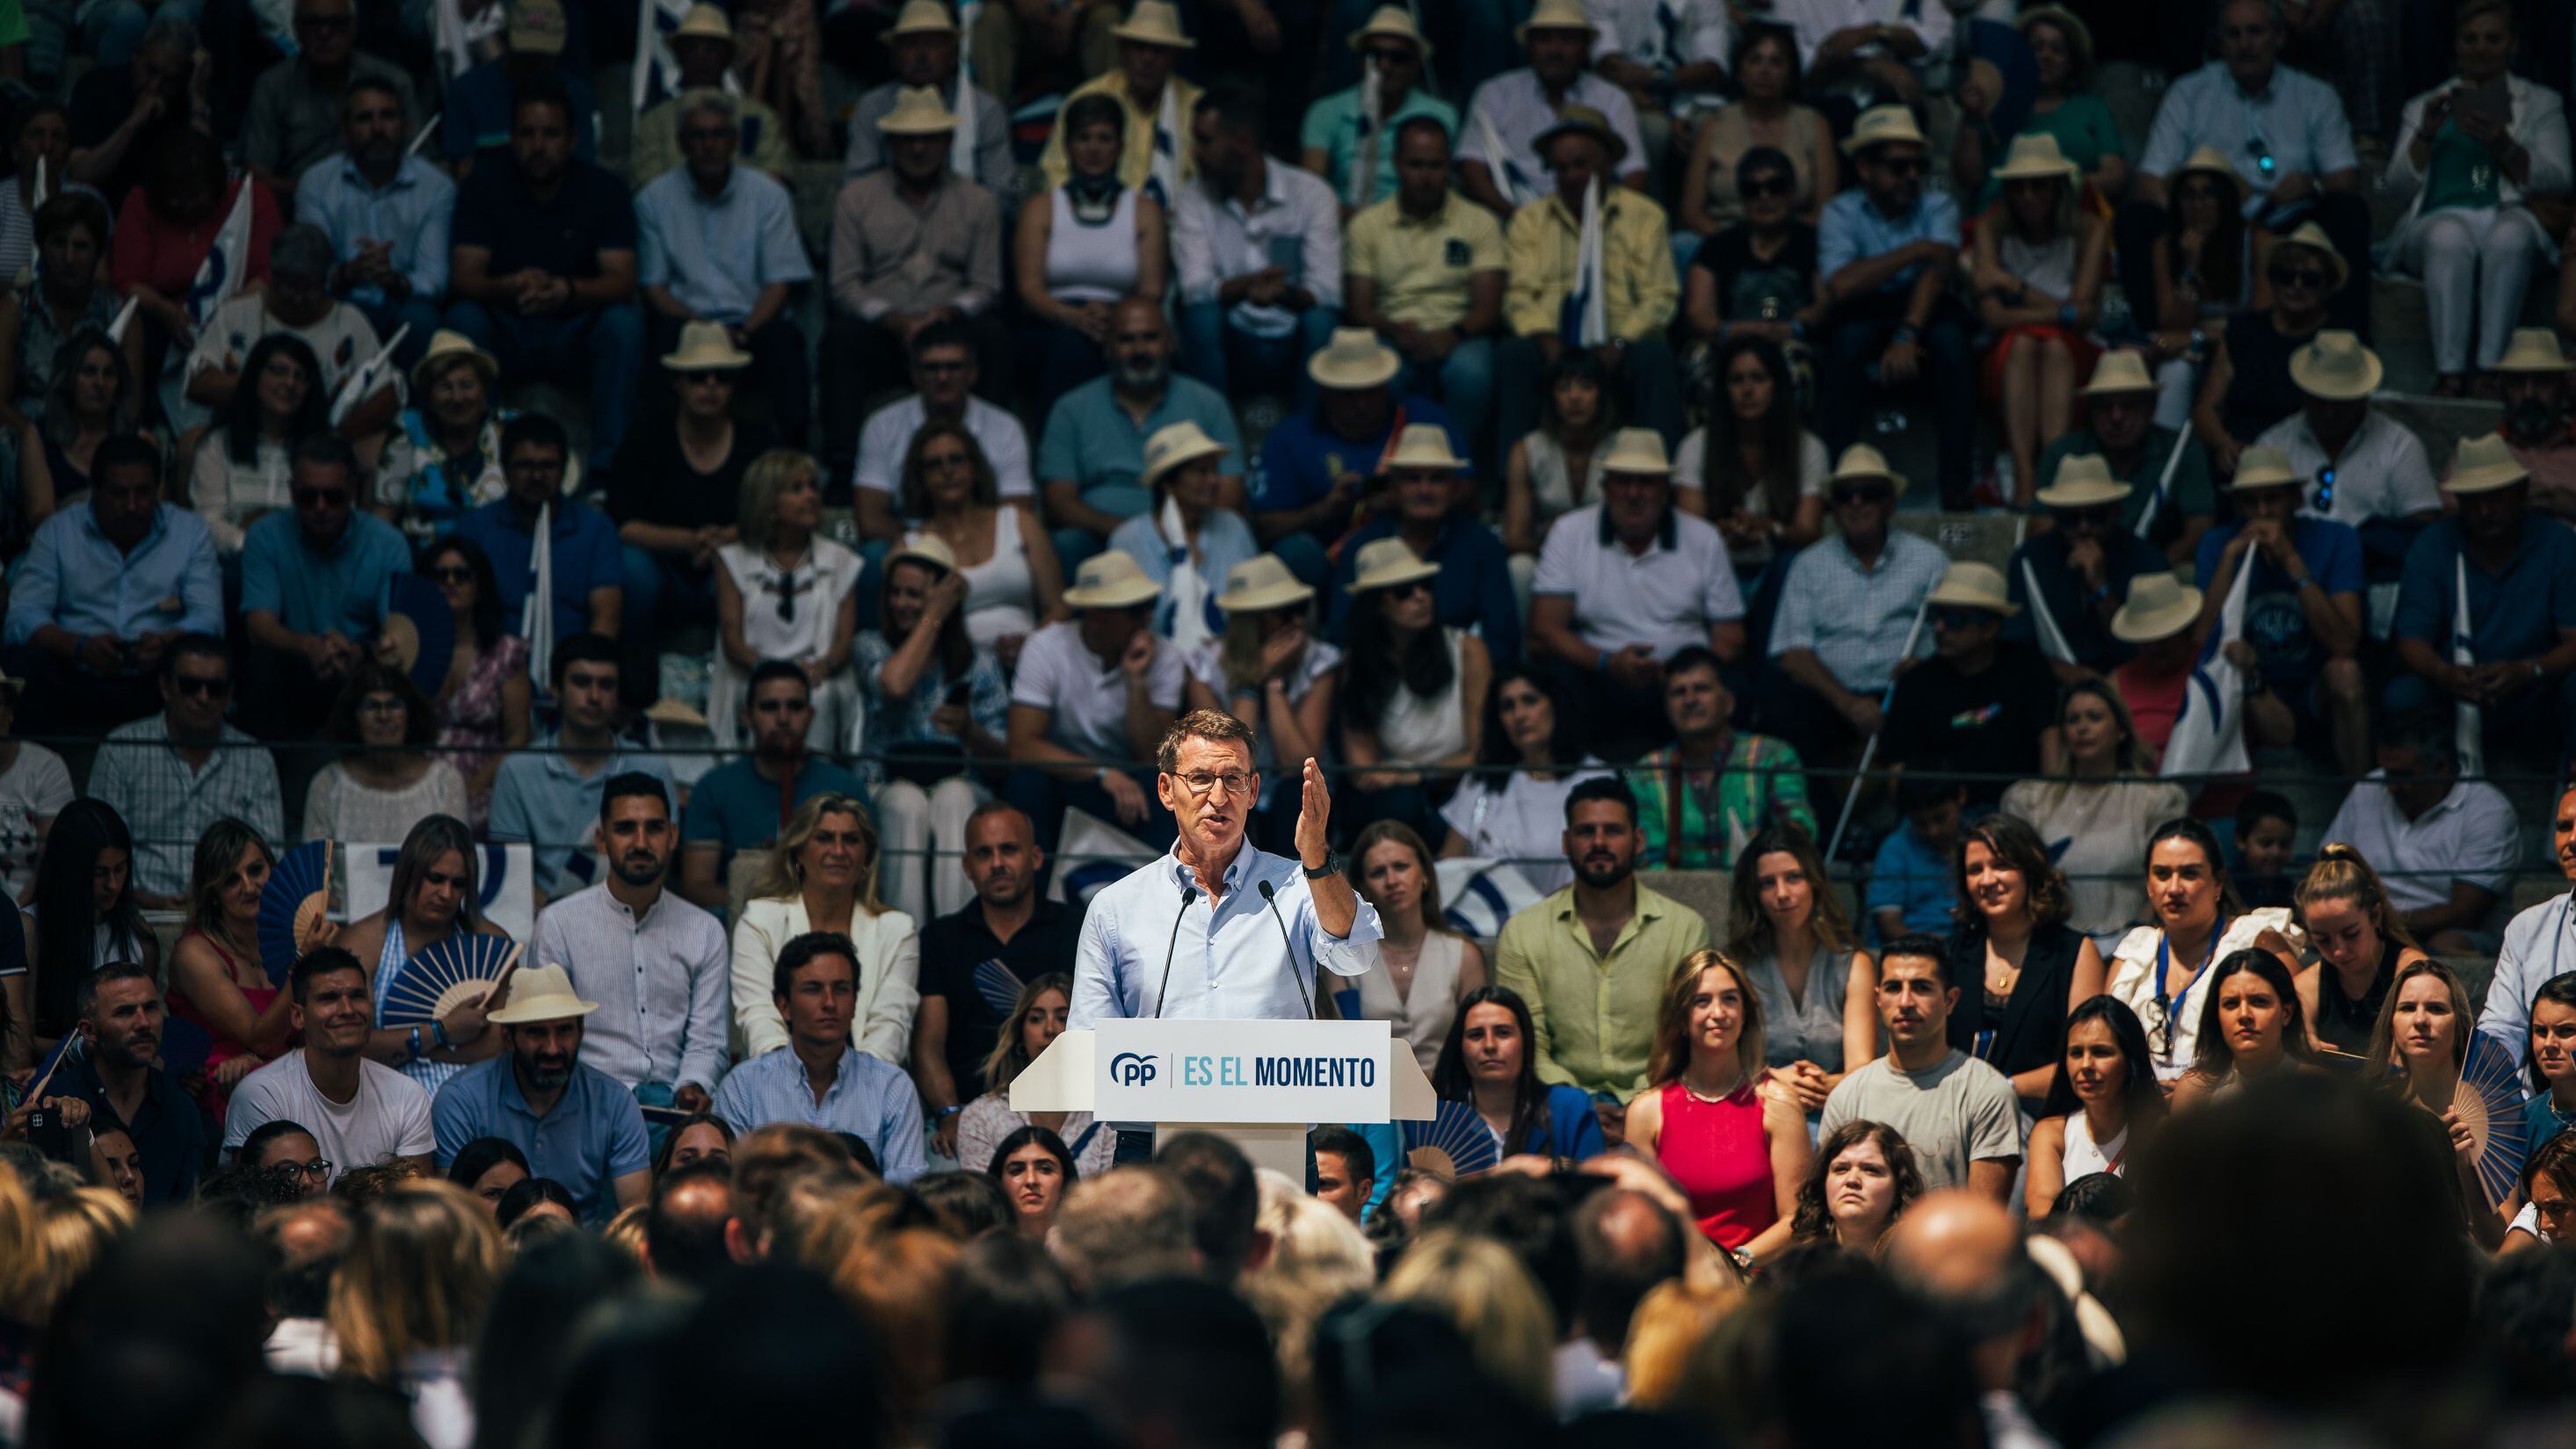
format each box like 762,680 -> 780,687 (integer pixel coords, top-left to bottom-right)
1151,885 -> 1197,1018
1256,879 -> 1314,1019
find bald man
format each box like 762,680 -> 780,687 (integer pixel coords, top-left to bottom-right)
1885,1191 -> 2061,1449
1035,297 -> 1247,571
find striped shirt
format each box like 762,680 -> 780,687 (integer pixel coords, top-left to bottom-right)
87,716 -> 283,899
1767,529 -> 1947,693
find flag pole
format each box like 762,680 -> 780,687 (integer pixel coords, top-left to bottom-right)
1825,598 -> 1929,863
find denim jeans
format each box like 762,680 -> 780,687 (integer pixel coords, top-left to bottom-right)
1177,301 -> 1339,409
440,301 -> 644,473
619,545 -> 717,708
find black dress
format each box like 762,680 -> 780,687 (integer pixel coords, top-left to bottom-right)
1945,919 -> 2086,1095
2310,948 -> 2397,1055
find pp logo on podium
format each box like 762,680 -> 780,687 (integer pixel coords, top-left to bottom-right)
1108,1052 -> 1161,1087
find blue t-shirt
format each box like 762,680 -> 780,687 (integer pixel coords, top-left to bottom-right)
1326,512 -> 1523,669
1252,395 -> 1456,538
681,756 -> 870,869
2392,517 -> 2576,664
1866,825 -> 1960,945
240,511 -> 410,638
448,497 -> 623,646
2194,515 -> 2364,697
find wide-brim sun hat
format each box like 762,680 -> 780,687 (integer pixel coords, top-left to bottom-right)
508,0 -> 567,54
1111,0 -> 1195,48
1828,443 -> 1909,496
1308,327 -> 1401,390
876,85 -> 961,134
2034,453 -> 2132,510
1384,423 -> 1467,472
2261,221 -> 2349,295
1141,419 -> 1230,489
2444,432 -> 2532,496
1991,132 -> 2079,184
486,962 -> 599,1025
2173,144 -> 2252,204
1062,550 -> 1163,609
882,0 -> 956,40
888,532 -> 959,575
2288,329 -> 2381,402
661,320 -> 752,371
1841,104 -> 1929,158
2080,350 -> 2156,397
2110,573 -> 2202,643
2493,328 -> 2572,374
1217,554 -> 1315,612
411,329 -> 498,394
1599,426 -> 1677,477
674,3 -> 733,42
1348,4 -> 1430,55
2225,445 -> 2299,492
1346,536 -> 1442,594
1926,561 -> 2019,616
1514,0 -> 1595,45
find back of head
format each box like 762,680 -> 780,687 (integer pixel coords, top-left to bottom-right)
647,1264 -> 888,1449
473,1228 -> 644,1449
1051,1166 -> 1197,1292
645,1159 -> 737,1290
1084,1276 -> 1281,1449
1420,1171 -> 1580,1337
1773,1258 -> 1981,1449
25,1212 -> 271,1449
833,1227 -> 961,1423
947,1231 -> 1072,1390
1379,1228 -> 1558,1413
329,1180 -> 504,1380
203,1373 -> 426,1449
1573,1188 -> 1687,1356
912,1169 -> 1014,1239
733,1123 -> 859,1221
1157,1132 -> 1259,1279
2476,1244 -> 2576,1404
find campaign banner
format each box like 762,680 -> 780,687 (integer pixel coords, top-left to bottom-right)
1092,1018 -> 1396,1125
345,843 -> 537,941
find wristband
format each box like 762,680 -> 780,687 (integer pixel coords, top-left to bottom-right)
407,1025 -> 424,1062
1597,649 -> 1613,674
432,1018 -> 453,1051
937,1105 -> 964,1119
1892,325 -> 1919,346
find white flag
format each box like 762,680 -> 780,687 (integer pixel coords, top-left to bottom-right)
526,500 -> 556,688
1146,82 -> 1182,206
1474,104 -> 1538,209
105,294 -> 140,343
330,324 -> 409,427
2132,432 -> 2190,542
181,179 -> 257,332
1346,60 -> 1382,207
1568,176 -> 1608,346
952,3 -> 983,182
30,156 -> 47,209
2019,557 -> 2078,665
632,0 -> 695,114
2454,552 -> 2485,777
408,114 -> 441,158
2161,559 -> 2254,781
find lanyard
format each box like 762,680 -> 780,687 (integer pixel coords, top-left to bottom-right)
2154,916 -> 2228,1047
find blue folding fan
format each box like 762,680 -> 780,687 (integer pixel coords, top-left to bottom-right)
974,958 -> 1023,1019
380,935 -> 524,1028
1401,1099 -> 1501,1181
2459,1029 -> 2530,1209
382,572 -> 457,699
256,841 -> 332,984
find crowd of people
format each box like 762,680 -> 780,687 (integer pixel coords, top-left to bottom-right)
4,0 -> 2576,1444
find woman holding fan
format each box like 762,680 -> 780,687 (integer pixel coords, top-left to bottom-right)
339,814 -> 512,1094
2373,959 -> 2516,1247
1431,985 -> 1604,1161
166,818 -> 297,1115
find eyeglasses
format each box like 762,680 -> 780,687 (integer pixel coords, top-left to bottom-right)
1741,174 -> 1795,199
275,1158 -> 333,1177
2311,467 -> 2336,514
173,675 -> 231,697
1172,770 -> 1254,799
1382,579 -> 1434,600
1830,485 -> 1892,506
2268,265 -> 2329,290
2055,504 -> 2116,528
430,565 -> 475,584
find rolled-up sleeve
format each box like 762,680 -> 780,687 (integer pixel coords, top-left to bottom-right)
1306,886 -> 1382,978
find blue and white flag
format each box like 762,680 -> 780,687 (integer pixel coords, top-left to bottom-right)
2018,557 -> 2078,665
2132,432 -> 2190,542
329,324 -> 408,427
1048,808 -> 1157,907
1145,82 -> 1182,206
1433,858 -> 1542,939
1559,177 -> 1608,345
633,0 -> 696,114
1346,60 -> 1383,207
2454,552 -> 2485,777
1474,105 -> 1538,209
2162,557 -> 2253,781
182,179 -> 257,335
952,3 -> 983,180
525,500 -> 556,691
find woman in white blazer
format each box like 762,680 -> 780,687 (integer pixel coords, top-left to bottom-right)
729,792 -> 920,1065
2383,0 -> 2572,395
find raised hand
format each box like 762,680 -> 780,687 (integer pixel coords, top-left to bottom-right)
1295,757 -> 1332,869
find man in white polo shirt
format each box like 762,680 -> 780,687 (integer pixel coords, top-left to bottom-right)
2321,707 -> 2521,956
1005,551 -> 1187,860
852,318 -> 1034,547
1526,426 -> 1744,756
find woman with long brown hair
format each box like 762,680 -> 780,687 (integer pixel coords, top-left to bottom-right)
2106,816 -> 2300,1083
339,814 -> 512,1094
1625,949 -> 1810,1264
1725,826 -> 1875,1118
902,418 -> 1064,668
1943,813 -> 2107,1105
329,1180 -> 503,1449
731,793 -> 917,1065
956,971 -> 1112,1178
2290,844 -> 2428,1056
165,818 -> 294,1116
1344,820 -> 1484,1076
2170,948 -> 2318,1111
2001,679 -> 2189,940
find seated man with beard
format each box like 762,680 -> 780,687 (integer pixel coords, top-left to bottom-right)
1036,299 -> 1245,573
2493,329 -> 2576,514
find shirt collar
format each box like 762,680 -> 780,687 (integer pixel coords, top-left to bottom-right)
336,153 -> 421,193
77,502 -> 171,554
1168,843 -> 1255,895
1394,191 -> 1455,228
687,167 -> 740,206
1595,506 -> 1678,552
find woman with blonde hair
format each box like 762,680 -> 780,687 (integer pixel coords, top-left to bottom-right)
2369,958 -> 2513,1247
2001,679 -> 2190,940
833,1227 -> 961,1428
2292,844 -> 2427,1056
1379,1228 -> 1556,1412
1345,819 -> 1484,1075
714,449 -> 864,753
1626,949 -> 1811,1264
328,1180 -> 504,1449
955,971 -> 1113,1178
732,793 -> 918,1064
166,817 -> 293,1117
1725,826 -> 1876,1118
1623,1279 -> 1745,1410
24,1186 -> 132,1322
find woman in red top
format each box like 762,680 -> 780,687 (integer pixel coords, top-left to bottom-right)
1625,947 -> 1812,1265
165,818 -> 295,1118
110,129 -> 278,370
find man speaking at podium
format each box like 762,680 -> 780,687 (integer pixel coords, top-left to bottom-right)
1070,706 -> 1382,1041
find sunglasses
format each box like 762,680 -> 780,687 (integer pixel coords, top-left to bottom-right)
2268,265 -> 2330,289
173,675 -> 231,697
682,369 -> 732,385
430,565 -> 475,584
2055,504 -> 2117,528
1874,156 -> 1927,177
1363,47 -> 1415,65
1382,579 -> 1434,600
1830,485 -> 1892,506
292,489 -> 351,508
1930,606 -> 1991,631
1741,173 -> 1795,199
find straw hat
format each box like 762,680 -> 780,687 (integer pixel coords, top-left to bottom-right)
1111,0 -> 1196,48
887,532 -> 958,576
1991,133 -> 2079,184
643,698 -> 709,728
2225,445 -> 2299,492
1346,536 -> 1441,594
882,0 -> 956,39
2288,330 -> 2381,402
2110,573 -> 2202,643
673,4 -> 733,42
2173,143 -> 2251,203
2014,5 -> 2093,71
1384,423 -> 1467,472
1348,4 -> 1430,54
411,329 -> 497,393
2444,432 -> 2531,496
1828,442 -> 1908,495
1924,561 -> 2018,616
2034,453 -> 2132,510
1216,554 -> 1315,612
1841,105 -> 1930,157
1062,551 -> 1163,609
2493,328 -> 2572,374
486,963 -> 599,1025
2261,221 -> 2349,295
1141,419 -> 1230,489
1515,0 -> 1596,44
509,0 -> 567,53
876,85 -> 960,134
2080,350 -> 2156,397
1308,327 -> 1401,390
1599,426 -> 1677,477
661,320 -> 751,372
1532,105 -> 1626,164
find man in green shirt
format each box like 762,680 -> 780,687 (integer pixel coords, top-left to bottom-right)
1492,777 -> 1710,1143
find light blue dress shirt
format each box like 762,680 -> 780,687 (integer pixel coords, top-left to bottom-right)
710,1044 -> 928,1183
431,1058 -> 651,1224
294,152 -> 457,307
3,503 -> 222,648
2139,62 -> 2358,216
1070,844 -> 1383,1025
488,732 -> 676,898
1817,187 -> 1963,297
635,164 -> 815,324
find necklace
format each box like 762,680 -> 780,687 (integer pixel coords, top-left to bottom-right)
1680,1074 -> 1743,1105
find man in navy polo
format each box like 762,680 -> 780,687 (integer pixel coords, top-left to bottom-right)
431,962 -> 651,1222
56,963 -> 205,1203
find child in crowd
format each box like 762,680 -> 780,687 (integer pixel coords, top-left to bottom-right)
1867,774 -> 1964,946
2232,791 -> 2298,910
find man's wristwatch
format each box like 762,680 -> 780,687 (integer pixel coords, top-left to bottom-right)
1303,851 -> 1341,880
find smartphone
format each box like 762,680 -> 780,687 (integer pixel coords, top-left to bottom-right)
1266,234 -> 1304,285
2457,77 -> 2510,128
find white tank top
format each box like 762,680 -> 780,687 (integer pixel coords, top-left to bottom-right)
2061,1112 -> 2128,1181
956,505 -> 1038,646
1047,185 -> 1142,305
1377,627 -> 1469,764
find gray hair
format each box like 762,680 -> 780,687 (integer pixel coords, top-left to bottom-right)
269,224 -> 334,284
678,88 -> 738,127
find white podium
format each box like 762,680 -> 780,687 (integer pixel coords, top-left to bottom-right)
1011,1018 -> 1436,1180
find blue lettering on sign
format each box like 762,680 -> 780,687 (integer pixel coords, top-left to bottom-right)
1109,1052 -> 1160,1087
1251,1056 -> 1378,1089
1184,1055 -> 1214,1086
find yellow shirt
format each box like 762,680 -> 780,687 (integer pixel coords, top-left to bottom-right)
1039,70 -> 1204,192
1491,882 -> 1711,1099
1345,190 -> 1506,333
1503,187 -> 1679,343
